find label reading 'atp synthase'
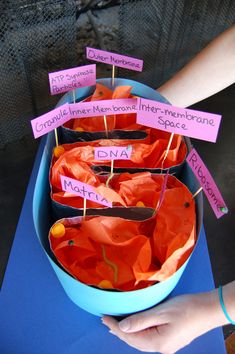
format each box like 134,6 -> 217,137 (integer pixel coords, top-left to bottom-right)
48,64 -> 96,95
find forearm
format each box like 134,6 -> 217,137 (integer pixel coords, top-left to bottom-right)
102,281 -> 235,353
207,281 -> 235,329
157,25 -> 235,107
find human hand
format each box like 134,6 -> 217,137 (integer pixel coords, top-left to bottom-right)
102,290 -> 225,353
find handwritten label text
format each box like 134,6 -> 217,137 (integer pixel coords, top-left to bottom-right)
94,146 -> 132,160
69,98 -> 137,118
187,148 -> 228,218
137,98 -> 222,142
31,104 -> 70,138
48,64 -> 96,95
86,47 -> 143,72
60,175 -> 112,207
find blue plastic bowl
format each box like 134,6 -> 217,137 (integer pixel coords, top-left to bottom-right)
33,78 -> 203,316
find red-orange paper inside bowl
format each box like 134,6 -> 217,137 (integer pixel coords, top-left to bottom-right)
49,175 -> 196,291
51,162 -> 191,210
52,129 -> 187,176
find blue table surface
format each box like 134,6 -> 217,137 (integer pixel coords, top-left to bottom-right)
0,139 -> 226,354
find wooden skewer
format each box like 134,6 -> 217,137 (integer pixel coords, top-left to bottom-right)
111,65 -> 115,87
103,115 -> 108,138
106,159 -> 114,187
110,159 -> 114,175
83,198 -> 87,219
72,89 -> 76,104
192,186 -> 203,198
54,128 -> 59,147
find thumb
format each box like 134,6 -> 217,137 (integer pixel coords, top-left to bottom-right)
118,306 -> 167,333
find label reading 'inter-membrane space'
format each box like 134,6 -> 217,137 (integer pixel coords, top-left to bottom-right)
137,98 -> 222,143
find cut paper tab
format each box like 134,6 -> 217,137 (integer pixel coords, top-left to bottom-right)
94,146 -> 133,160
48,64 -> 96,95
31,104 -> 70,139
69,98 -> 137,118
187,148 -> 228,218
60,175 -> 112,207
86,47 -> 143,72
137,98 -> 222,143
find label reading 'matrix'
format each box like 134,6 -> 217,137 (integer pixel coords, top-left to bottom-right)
94,146 -> 132,160
60,175 -> 112,207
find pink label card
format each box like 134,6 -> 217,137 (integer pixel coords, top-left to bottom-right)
86,47 -> 143,72
60,175 -> 112,207
94,146 -> 132,160
137,98 -> 222,143
31,104 -> 70,139
187,148 -> 228,218
48,64 -> 96,95
69,98 -> 137,118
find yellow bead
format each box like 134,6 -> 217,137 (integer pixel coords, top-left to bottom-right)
136,201 -> 145,207
50,223 -> 66,238
98,280 -> 114,289
75,127 -> 84,132
53,146 -> 65,158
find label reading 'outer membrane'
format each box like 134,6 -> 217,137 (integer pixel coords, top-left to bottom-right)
86,47 -> 143,72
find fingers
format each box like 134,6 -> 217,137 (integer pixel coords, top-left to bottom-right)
103,306 -> 167,334
102,316 -> 160,352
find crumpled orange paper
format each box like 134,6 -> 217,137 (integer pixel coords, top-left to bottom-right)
49,176 -> 196,291
51,132 -> 186,179
51,152 -> 190,211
